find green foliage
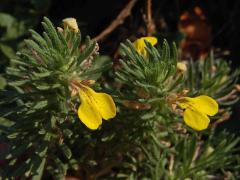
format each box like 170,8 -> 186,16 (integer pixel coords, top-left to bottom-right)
0,0 -> 52,73
112,39 -> 240,179
116,40 -> 184,128
0,17 -> 112,179
0,17 -> 239,180
183,54 -> 240,125
0,12 -> 25,72
0,13 -> 26,41
124,132 -> 240,179
185,53 -> 240,105
117,40 -> 180,98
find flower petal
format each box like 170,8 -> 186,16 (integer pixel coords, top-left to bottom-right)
141,37 -> 158,46
133,36 -> 158,56
190,95 -> 218,116
133,39 -> 145,55
179,95 -> 218,116
183,108 -> 210,131
78,88 -> 102,130
85,87 -> 116,120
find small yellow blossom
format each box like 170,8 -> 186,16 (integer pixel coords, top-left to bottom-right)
178,95 -> 218,131
177,62 -> 187,72
78,85 -> 116,130
63,18 -> 79,33
133,36 -> 157,56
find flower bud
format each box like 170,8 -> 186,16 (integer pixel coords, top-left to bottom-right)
177,62 -> 187,72
63,18 -> 79,33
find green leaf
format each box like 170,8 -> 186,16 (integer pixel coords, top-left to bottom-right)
31,156 -> 47,180
42,17 -> 62,51
0,43 -> 15,59
60,143 -> 72,159
0,13 -> 26,40
0,76 -> 7,89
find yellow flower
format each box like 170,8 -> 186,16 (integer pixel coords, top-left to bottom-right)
62,18 -> 79,33
178,95 -> 218,131
133,36 -> 157,56
78,85 -> 116,130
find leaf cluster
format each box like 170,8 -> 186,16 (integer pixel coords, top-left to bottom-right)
0,17 -> 111,179
0,17 -> 240,180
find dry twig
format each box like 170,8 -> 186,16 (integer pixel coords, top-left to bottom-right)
94,0 -> 137,42
191,143 -> 201,168
169,154 -> 174,176
144,0 -> 156,35
217,89 -> 238,103
211,112 -> 231,127
91,161 -> 120,179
